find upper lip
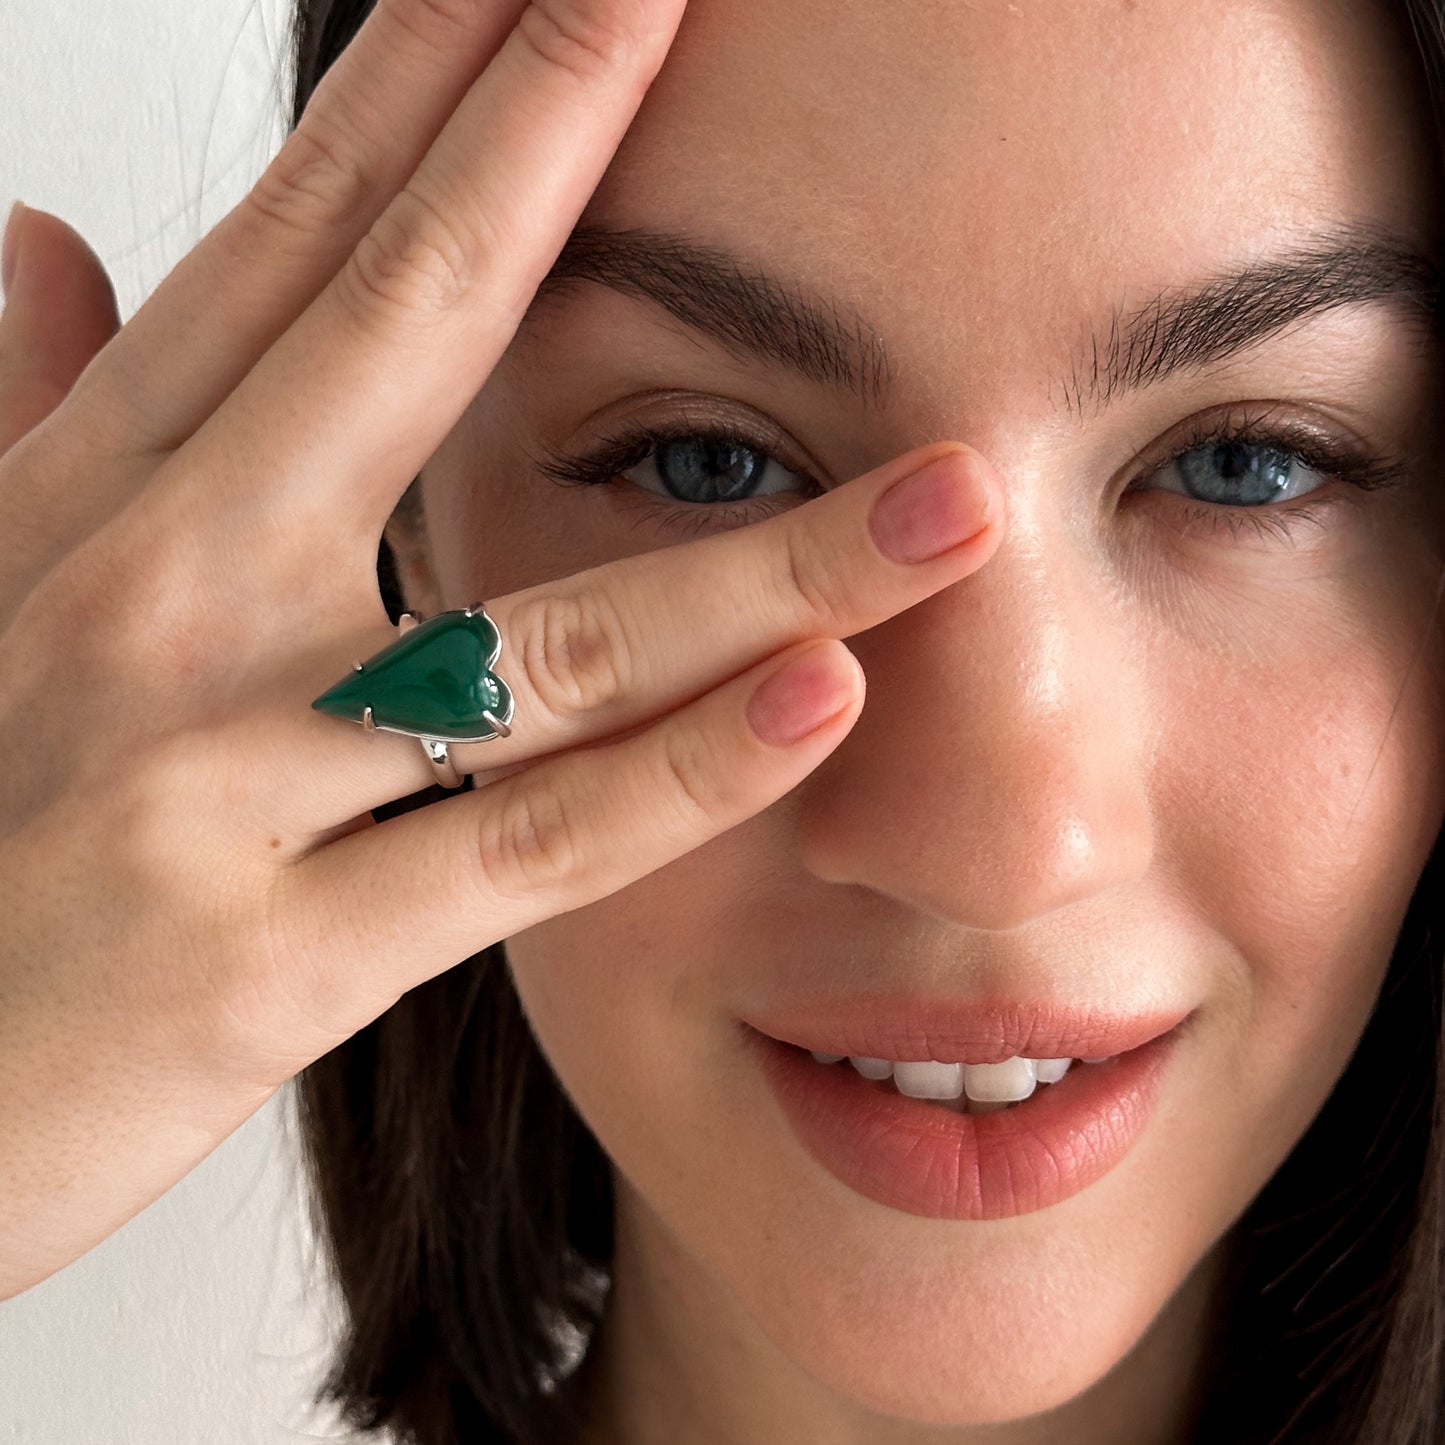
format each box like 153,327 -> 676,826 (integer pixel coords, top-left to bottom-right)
745,997 -> 1193,1065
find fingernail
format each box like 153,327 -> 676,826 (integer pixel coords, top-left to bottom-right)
2,201 -> 26,301
869,448 -> 994,565
747,643 -> 860,747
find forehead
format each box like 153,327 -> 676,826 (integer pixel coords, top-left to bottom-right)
571,0 -> 1440,417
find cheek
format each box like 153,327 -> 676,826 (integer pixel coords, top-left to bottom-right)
1157,576 -> 1445,1176
502,849 -> 737,1166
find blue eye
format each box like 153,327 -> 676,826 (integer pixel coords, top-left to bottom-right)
534,421 -> 823,535
534,408 -> 1410,543
621,433 -> 808,506
1164,438 -> 1322,507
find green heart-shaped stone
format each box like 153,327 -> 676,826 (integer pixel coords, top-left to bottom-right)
311,608 -> 515,742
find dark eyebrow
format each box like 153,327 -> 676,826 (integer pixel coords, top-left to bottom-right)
531,225 -> 892,406
529,221 -> 1442,413
1062,220 -> 1443,418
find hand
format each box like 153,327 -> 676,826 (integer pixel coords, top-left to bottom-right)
0,0 -> 1003,1299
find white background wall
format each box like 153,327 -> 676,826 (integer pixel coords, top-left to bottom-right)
0,2 -> 359,1440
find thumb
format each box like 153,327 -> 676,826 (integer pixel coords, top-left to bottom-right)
0,202 -> 122,457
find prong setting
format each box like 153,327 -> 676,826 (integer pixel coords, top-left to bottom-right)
480,709 -> 511,739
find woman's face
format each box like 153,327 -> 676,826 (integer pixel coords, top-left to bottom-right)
390,0 -> 1445,1436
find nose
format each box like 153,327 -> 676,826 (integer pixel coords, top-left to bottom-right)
796,508 -> 1155,931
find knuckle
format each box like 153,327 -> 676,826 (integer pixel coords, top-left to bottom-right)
379,0 -> 481,48
779,523 -> 846,626
516,0 -> 643,83
342,189 -> 499,321
478,774 -> 585,899
246,123 -> 372,243
36,510 -> 226,686
516,588 -> 632,723
54,354 -> 179,463
659,722 -> 729,825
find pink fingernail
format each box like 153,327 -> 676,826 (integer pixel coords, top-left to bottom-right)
747,644 -> 859,747
869,450 -> 993,565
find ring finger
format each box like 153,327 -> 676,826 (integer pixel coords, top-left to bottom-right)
256,445 -> 1000,841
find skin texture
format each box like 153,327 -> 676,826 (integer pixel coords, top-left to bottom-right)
385,0 -> 1445,1440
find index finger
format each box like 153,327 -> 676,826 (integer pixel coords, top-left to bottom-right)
0,0 -> 544,617
156,0 -> 688,560
72,0 -> 531,460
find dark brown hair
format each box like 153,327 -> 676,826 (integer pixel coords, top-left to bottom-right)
290,4 -> 1445,1442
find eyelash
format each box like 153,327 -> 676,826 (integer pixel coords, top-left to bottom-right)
533,405 -> 1413,545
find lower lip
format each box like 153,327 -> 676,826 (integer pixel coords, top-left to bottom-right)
749,1026 -> 1181,1221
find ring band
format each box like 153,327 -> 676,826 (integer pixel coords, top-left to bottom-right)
310,600 -> 517,792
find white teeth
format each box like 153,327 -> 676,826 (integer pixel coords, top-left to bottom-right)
809,1050 -> 1093,1102
962,1057 -> 1038,1103
892,1061 -> 965,1100
849,1056 -> 895,1081
1031,1057 -> 1072,1084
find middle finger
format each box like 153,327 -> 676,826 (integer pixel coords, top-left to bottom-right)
72,0 -> 532,462
149,0 -> 689,573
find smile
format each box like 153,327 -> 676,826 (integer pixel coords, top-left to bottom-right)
748,1019 -> 1190,1220
805,1052 -> 1107,1113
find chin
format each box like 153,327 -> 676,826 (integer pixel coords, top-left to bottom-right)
791,1303 -> 1135,1423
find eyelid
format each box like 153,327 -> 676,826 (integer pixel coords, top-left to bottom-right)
1127,400 -> 1381,477
564,391 -> 831,487
1117,400 -> 1412,506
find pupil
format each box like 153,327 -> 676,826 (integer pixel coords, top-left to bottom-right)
1215,442 -> 1251,480
1179,441 -> 1293,506
657,437 -> 764,503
